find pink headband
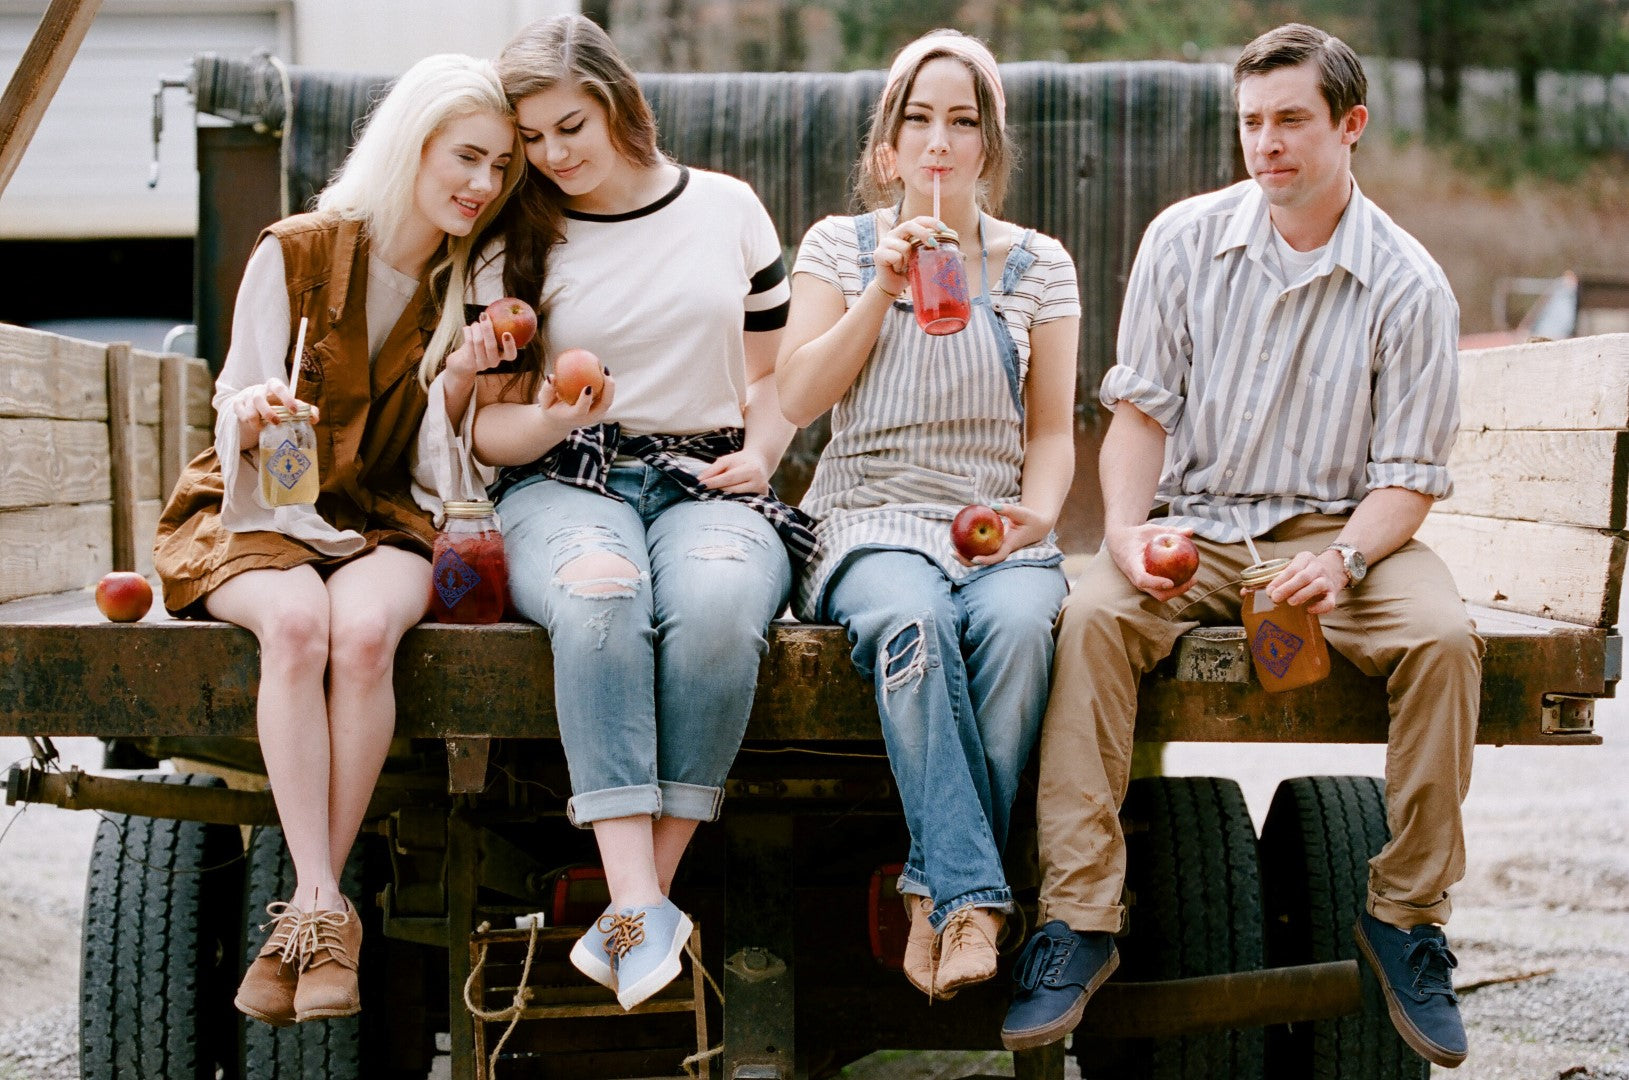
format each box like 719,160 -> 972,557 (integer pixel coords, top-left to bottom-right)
883,32 -> 1006,130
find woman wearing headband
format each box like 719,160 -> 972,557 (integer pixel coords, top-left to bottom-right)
778,29 -> 1080,998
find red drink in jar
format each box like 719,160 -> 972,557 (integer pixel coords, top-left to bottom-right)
430,500 -> 508,624
907,228 -> 971,336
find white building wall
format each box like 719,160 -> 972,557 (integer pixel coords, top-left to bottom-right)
0,0 -> 576,239
294,0 -> 574,73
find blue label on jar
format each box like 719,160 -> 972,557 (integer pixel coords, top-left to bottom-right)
267,440 -> 311,489
434,547 -> 482,608
1251,619 -> 1304,679
930,254 -> 969,304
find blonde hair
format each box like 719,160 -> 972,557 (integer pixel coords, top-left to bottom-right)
858,29 -> 1015,214
311,53 -> 523,387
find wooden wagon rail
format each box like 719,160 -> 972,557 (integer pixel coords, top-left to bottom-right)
0,591 -> 1609,747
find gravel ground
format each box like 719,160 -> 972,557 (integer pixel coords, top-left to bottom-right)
3,699 -> 1626,1080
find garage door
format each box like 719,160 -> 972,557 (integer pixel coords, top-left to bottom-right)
0,8 -> 284,239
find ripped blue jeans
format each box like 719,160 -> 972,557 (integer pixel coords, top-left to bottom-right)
823,549 -> 1068,929
499,464 -> 791,826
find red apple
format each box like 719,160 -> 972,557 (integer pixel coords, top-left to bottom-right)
1144,531 -> 1200,587
484,296 -> 537,349
951,504 -> 1005,559
95,571 -> 153,622
553,347 -> 605,405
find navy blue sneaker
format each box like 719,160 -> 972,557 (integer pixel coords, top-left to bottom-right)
1000,920 -> 1119,1051
1354,912 -> 1468,1068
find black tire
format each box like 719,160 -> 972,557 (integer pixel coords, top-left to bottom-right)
238,826 -> 433,1079
1076,776 -> 1266,1080
79,771 -> 244,1080
1259,776 -> 1429,1080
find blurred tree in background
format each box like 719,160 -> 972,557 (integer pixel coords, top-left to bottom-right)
604,0 -> 1627,156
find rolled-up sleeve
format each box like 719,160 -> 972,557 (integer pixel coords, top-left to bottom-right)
1100,218 -> 1191,432
1366,283 -> 1459,498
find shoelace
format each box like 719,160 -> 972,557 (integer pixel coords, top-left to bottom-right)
1014,932 -> 1076,992
259,901 -> 306,970
1402,933 -> 1460,1001
597,910 -> 647,960
280,907 -> 354,970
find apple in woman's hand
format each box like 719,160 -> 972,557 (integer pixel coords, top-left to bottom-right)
951,505 -> 1005,559
553,347 -> 605,405
484,297 -> 537,349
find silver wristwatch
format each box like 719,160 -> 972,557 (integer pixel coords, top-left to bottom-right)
1325,542 -> 1367,587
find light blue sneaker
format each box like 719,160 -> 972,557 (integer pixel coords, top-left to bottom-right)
567,904 -> 619,990
611,899 -> 693,1011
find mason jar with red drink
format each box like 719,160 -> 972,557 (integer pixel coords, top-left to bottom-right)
907,227 -> 971,336
430,500 -> 508,624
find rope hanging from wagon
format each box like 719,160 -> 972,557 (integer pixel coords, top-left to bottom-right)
462,918 -> 541,1079
680,933 -> 728,1078
461,920 -> 729,1078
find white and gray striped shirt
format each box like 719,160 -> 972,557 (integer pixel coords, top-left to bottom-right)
1103,179 -> 1461,542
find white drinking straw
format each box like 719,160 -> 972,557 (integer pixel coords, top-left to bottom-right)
288,316 -> 308,404
1233,504 -> 1264,565
932,172 -> 940,225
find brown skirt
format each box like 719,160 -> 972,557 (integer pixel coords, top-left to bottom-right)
155,448 -> 434,617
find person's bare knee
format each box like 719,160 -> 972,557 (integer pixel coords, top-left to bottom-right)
327,613 -> 400,684
256,605 -> 330,677
555,551 -> 641,599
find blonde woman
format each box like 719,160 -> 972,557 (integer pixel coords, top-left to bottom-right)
154,53 -> 522,1025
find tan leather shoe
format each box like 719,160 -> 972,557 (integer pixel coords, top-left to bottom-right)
902,895 -> 939,998
292,897 -> 363,1022
234,901 -> 304,1027
936,906 -> 1003,995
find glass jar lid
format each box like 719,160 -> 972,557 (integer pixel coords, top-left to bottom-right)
1239,558 -> 1291,588
267,402 -> 313,422
444,500 -> 496,518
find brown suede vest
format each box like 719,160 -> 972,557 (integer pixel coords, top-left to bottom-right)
154,212 -> 437,610
267,211 -> 435,537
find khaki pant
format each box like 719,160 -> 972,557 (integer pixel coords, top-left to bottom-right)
1036,513 -> 1481,932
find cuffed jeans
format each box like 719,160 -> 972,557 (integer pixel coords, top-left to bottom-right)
823,549 -> 1068,930
1037,513 -> 1482,934
500,465 -> 791,826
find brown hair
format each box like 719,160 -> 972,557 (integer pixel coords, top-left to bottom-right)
856,30 -> 1015,214
1233,23 -> 1367,126
479,14 -> 662,392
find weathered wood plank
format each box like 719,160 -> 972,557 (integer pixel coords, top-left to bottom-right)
133,499 -> 160,577
0,418 -> 109,508
105,343 -> 137,571
0,0 -> 105,197
133,422 -> 162,500
1440,429 -> 1627,530
0,505 -> 110,602
1417,513 -> 1626,627
160,355 -> 187,499
1458,333 -> 1629,431
0,323 -> 106,420
186,358 -> 212,427
0,609 -> 1605,746
129,349 -> 162,426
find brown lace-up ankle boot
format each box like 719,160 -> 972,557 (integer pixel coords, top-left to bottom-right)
234,901 -> 304,1026
292,897 -> 363,1021
935,906 -> 1003,995
902,895 -> 940,998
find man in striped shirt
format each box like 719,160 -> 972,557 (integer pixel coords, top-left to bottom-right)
1003,24 -> 1480,1067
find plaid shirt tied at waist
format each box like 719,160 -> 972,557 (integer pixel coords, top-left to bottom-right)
488,424 -> 819,572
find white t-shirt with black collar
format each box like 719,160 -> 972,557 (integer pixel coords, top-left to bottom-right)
475,165 -> 789,438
